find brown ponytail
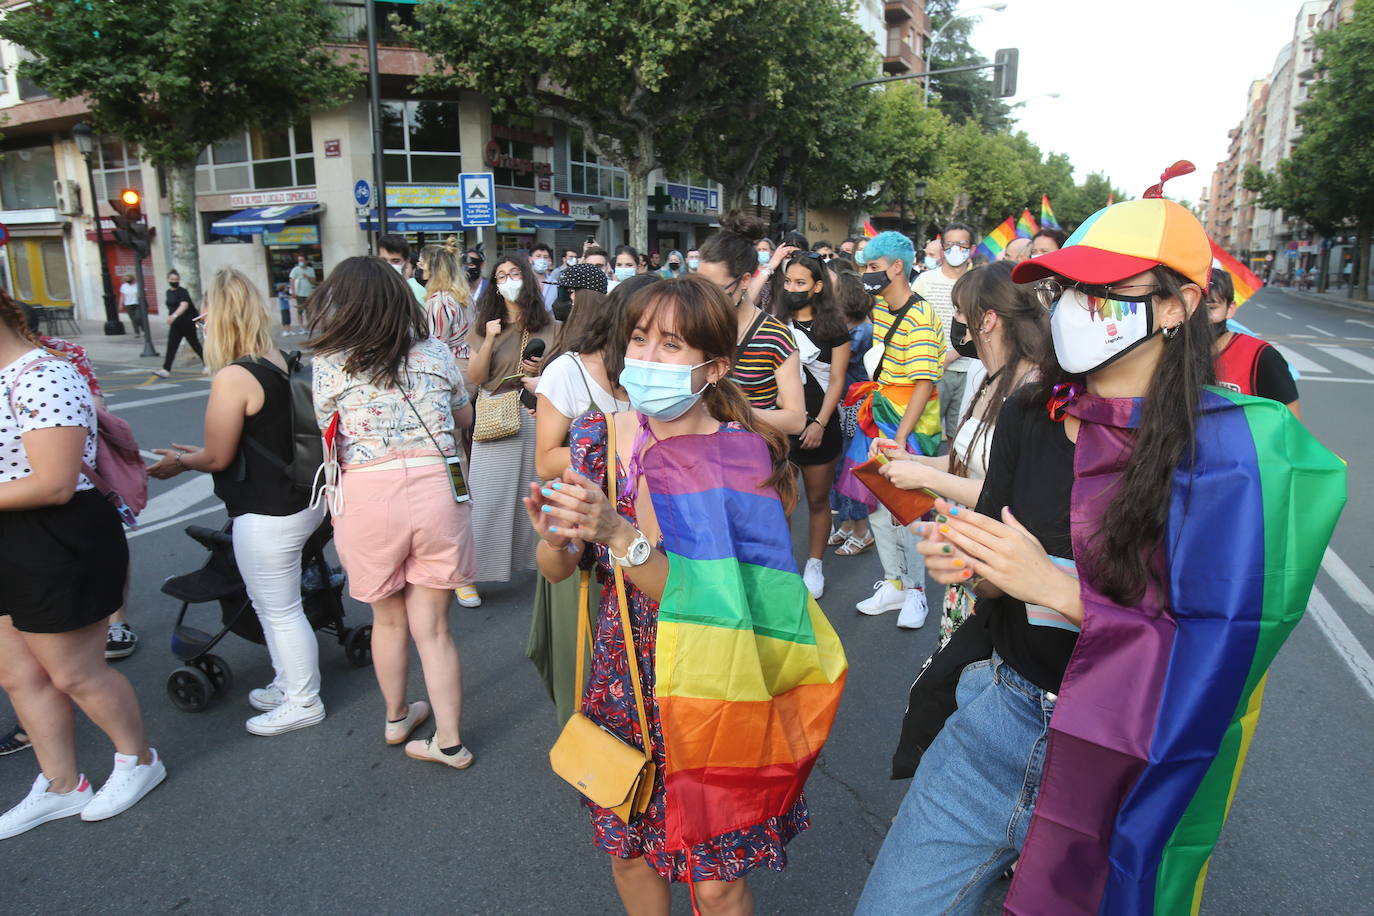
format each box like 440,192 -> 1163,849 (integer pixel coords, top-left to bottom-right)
0,290 -> 40,347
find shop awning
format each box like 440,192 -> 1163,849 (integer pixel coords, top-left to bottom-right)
496,202 -> 575,231
210,204 -> 322,236
357,207 -> 467,232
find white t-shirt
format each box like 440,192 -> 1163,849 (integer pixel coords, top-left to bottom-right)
536,352 -> 629,419
119,281 -> 139,306
913,268 -> 971,373
1,350 -> 97,489
289,263 -> 315,298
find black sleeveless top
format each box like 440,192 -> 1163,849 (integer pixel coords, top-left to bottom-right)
212,357 -> 309,518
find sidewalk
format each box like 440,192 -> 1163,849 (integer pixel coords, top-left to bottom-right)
1276,285 -> 1374,314
57,323 -> 306,369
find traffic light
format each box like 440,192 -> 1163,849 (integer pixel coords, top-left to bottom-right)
993,48 -> 1019,98
109,188 -> 150,256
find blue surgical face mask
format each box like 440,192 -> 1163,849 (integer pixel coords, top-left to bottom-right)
620,357 -> 711,421
757,250 -> 771,266
923,255 -> 939,270
614,265 -> 636,281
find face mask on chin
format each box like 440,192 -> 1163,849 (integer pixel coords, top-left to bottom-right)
1050,287 -> 1158,375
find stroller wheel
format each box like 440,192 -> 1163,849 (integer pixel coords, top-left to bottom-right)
344,625 -> 373,668
194,654 -> 233,695
167,666 -> 214,712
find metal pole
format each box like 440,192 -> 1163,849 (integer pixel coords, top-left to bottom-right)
853,62 -> 998,90
366,0 -> 388,238
82,152 -> 124,335
133,233 -> 158,358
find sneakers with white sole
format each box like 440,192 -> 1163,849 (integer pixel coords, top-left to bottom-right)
385,700 -> 431,746
81,749 -> 165,822
857,579 -> 906,616
246,700 -> 326,736
897,587 -> 929,629
405,735 -> 474,770
455,584 -> 481,608
104,622 -> 138,659
802,558 -> 825,599
0,773 -> 92,840
248,684 -> 285,712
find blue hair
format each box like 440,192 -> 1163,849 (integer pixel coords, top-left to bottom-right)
856,231 -> 915,271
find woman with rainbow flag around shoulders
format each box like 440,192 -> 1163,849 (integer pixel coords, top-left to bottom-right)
857,167 -> 1345,915
525,275 -> 847,914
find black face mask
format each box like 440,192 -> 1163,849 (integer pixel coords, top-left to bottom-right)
861,269 -> 890,296
781,289 -> 813,311
1211,318 -> 1229,339
950,319 -> 980,359
668,262 -> 682,272
466,265 -> 481,282
169,281 -> 180,288
553,290 -> 573,322
413,268 -> 426,285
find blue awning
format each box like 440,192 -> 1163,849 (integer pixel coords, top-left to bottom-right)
358,207 -> 471,232
210,204 -> 321,236
496,202 -> 575,230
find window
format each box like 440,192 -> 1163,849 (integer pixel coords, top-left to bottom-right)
0,145 -> 57,209
40,241 -> 70,300
382,100 -> 461,183
196,124 -> 314,193
94,137 -> 143,203
568,129 -> 627,199
491,115 -> 542,190
13,47 -> 47,101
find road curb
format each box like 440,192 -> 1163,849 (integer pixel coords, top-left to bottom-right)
1281,289 -> 1374,316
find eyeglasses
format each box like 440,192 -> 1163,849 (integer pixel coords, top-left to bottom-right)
1032,279 -> 1159,313
944,242 -> 972,251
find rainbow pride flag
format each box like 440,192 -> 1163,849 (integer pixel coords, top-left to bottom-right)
1041,194 -> 1061,230
974,214 -> 1017,261
1210,238 -> 1264,306
1016,209 -> 1039,238
862,219 -> 879,239
645,428 -> 848,850
1005,390 -> 1346,916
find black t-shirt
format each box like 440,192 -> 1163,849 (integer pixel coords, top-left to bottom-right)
1253,344 -> 1299,404
165,286 -> 197,319
792,318 -> 850,412
972,388 -> 1078,693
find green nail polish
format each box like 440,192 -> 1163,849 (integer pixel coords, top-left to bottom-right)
942,545 -> 951,554
936,514 -> 948,523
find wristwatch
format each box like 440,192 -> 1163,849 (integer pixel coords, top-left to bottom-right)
610,529 -> 652,568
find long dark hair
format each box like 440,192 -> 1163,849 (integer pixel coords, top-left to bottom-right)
1031,265 -> 1215,604
598,274 -> 662,385
474,255 -> 553,334
545,289 -> 609,366
309,256 -> 429,390
948,261 -> 1048,478
699,210 -> 767,278
618,276 -> 797,512
775,253 -> 848,343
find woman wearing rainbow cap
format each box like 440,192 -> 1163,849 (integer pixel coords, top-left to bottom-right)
859,166 -> 1346,915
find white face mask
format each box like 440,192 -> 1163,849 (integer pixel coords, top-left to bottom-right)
532,258 -> 550,273
497,278 -> 524,302
1050,287 -> 1158,375
944,246 -> 971,268
566,257 -> 579,266
391,262 -> 405,276
687,258 -> 699,270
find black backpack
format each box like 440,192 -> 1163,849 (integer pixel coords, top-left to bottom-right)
234,351 -> 324,499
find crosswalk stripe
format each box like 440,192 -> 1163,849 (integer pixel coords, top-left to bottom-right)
1275,345 -> 1330,375
105,389 -> 210,411
1324,548 -> 1374,617
1315,346 -> 1374,376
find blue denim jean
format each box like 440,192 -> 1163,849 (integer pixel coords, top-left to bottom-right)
856,653 -> 1057,916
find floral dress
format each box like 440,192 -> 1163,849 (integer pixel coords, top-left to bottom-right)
568,411 -> 810,884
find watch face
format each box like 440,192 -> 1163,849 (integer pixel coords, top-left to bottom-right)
630,536 -> 652,565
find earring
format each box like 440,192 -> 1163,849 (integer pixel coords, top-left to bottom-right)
1163,325 -> 1180,340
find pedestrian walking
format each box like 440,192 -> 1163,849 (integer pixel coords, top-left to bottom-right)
1207,267 -> 1299,415
914,223 -> 978,439
858,193 -> 1345,915
466,255 -> 558,588
154,270 -> 205,378
526,276 -> 846,914
310,256 -> 477,768
0,290 -> 165,839
146,268 -> 328,736
288,253 -> 315,334
829,271 -> 874,557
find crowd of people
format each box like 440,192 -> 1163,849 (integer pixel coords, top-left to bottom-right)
0,190 -> 1346,915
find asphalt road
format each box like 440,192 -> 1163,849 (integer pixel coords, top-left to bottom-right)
4,285 -> 1373,914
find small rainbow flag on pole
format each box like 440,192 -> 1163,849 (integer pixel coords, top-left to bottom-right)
862,219 -> 878,239
974,214 -> 1017,261
1209,238 -> 1264,306
1040,194 -> 1061,230
1016,209 -> 1040,239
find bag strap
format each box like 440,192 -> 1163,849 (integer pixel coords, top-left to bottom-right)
733,309 -> 769,368
401,386 -> 465,504
571,354 -> 596,415
872,294 -> 920,382
6,354 -> 115,503
572,413 -> 652,763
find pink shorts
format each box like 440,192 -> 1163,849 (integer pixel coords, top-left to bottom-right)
332,463 -> 476,602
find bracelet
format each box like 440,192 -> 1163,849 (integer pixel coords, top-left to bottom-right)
174,452 -> 185,469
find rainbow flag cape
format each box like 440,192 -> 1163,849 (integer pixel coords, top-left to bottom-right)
1210,238 -> 1264,306
1016,209 -> 1039,238
1005,390 -> 1346,916
645,428 -> 848,850
835,381 -> 942,509
975,214 -> 1017,261
1041,194 -> 1061,230
862,219 -> 879,239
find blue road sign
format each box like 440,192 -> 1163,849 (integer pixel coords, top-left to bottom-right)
459,172 -> 496,227
354,179 -> 372,208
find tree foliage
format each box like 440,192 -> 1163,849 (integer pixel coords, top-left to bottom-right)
925,0 -> 1011,132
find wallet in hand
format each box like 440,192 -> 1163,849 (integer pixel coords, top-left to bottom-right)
851,454 -> 937,526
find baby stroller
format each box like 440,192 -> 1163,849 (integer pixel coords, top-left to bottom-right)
161,517 -> 372,712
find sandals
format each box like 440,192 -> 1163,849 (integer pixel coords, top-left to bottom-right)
835,532 -> 874,557
0,725 -> 32,756
828,527 -> 848,546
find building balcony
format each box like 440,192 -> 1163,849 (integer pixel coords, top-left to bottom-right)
885,0 -> 931,34
884,37 -> 922,76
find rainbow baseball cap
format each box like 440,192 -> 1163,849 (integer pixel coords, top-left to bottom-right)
1012,197 -> 1211,289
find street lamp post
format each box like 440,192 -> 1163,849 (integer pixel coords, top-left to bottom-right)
71,122 -> 124,335
924,2 -> 1009,105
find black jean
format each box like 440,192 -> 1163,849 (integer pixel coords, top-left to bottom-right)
163,313 -> 204,371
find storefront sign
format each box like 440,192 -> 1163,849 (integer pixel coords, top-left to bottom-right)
262,225 -> 320,246
229,188 -> 319,207
386,185 -> 461,207
557,200 -> 602,222
483,141 -> 553,178
324,139 -> 341,158
491,124 -> 554,148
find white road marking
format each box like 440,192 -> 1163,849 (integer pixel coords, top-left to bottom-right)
1323,549 -> 1374,617
1301,376 -> 1374,384
105,389 -> 209,411
1315,346 -> 1374,376
138,475 -> 215,525
1275,311 -> 1293,320
1274,345 -> 1330,374
1253,303 -> 1267,309
1346,319 -> 1374,330
1307,325 -> 1336,337
127,504 -> 223,540
1308,587 -> 1374,703
111,368 -> 155,375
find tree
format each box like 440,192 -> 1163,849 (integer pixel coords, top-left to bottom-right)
925,0 -> 1011,132
0,0 -> 357,303
1247,0 -> 1374,299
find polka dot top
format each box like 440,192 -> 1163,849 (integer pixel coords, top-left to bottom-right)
1,349 -> 97,489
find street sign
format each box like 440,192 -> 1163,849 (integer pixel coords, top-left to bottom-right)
459,172 -> 496,227
353,179 -> 372,208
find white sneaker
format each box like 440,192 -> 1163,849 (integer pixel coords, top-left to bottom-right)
248,684 -> 285,711
857,579 -> 905,616
897,587 -> 929,629
0,773 -> 92,840
152,369 -> 171,378
455,584 -> 482,608
246,700 -> 326,736
802,558 -> 825,599
81,750 -> 166,822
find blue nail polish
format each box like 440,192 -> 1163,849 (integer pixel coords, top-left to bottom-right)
541,488 -> 554,497
949,506 -> 960,516
551,481 -> 563,490
549,526 -> 559,533
541,505 -> 552,513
